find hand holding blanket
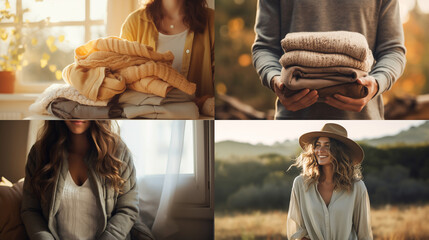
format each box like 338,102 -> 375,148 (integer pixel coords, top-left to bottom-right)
279,31 -> 374,97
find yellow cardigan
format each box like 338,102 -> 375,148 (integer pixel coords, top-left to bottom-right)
120,7 -> 214,98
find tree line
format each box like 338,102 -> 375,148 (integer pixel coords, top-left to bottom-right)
215,144 -> 429,212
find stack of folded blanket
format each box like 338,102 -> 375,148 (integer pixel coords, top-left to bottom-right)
30,37 -> 206,119
279,31 -> 374,99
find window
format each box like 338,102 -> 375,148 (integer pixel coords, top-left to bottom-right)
118,120 -> 212,206
0,0 -> 107,85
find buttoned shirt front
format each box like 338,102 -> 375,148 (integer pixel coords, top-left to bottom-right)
287,175 -> 373,240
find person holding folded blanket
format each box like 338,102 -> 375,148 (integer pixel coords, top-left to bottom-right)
252,0 -> 406,119
120,0 -> 214,111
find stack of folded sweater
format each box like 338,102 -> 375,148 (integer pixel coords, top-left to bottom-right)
30,37 -> 203,119
279,31 -> 374,99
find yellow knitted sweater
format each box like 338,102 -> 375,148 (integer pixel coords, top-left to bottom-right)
63,36 -> 196,101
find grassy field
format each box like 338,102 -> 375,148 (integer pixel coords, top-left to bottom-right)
215,205 -> 429,240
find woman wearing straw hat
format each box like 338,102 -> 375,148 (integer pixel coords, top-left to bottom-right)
287,123 -> 373,240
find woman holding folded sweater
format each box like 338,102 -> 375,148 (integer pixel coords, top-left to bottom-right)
287,123 -> 372,240
252,0 -> 406,120
21,121 -> 154,240
120,0 -> 214,107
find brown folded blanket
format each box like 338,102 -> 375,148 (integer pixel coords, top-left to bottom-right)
281,31 -> 370,61
279,50 -> 374,72
283,82 -> 368,99
281,66 -> 368,90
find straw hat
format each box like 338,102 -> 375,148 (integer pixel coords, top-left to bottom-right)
299,123 -> 364,165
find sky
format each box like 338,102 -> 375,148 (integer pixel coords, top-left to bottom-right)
215,120 -> 426,145
399,0 -> 429,22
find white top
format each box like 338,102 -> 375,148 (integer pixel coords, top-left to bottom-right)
287,175 -> 373,240
157,29 -> 189,73
56,171 -> 101,240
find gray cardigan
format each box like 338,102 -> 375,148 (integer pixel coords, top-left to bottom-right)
252,0 -> 406,119
21,141 -> 153,240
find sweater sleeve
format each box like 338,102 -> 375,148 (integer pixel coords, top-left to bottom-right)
99,145 -> 139,240
353,182 -> 373,240
251,0 -> 283,91
287,177 -> 309,240
120,10 -> 139,41
369,0 -> 406,97
21,145 -> 56,240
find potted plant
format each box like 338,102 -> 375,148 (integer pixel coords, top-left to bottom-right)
1,0 -> 63,93
0,1 -> 25,93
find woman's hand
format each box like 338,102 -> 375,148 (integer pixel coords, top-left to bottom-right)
271,76 -> 319,112
324,76 -> 379,112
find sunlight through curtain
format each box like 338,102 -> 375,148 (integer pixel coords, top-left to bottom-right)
119,120 -> 187,239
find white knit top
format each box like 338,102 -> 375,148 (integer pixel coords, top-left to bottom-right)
157,29 -> 189,73
56,171 -> 101,240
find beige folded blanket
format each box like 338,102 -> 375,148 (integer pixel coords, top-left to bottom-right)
281,31 -> 370,61
280,50 -> 374,72
281,66 -> 368,90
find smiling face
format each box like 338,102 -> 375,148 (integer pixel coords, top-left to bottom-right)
314,137 -> 332,166
65,120 -> 91,135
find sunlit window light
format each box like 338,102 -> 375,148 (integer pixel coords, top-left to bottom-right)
0,0 -> 107,83
118,120 -> 195,177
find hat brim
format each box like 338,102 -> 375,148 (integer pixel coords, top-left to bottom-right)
299,131 -> 364,165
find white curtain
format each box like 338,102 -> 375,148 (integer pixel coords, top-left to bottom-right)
119,120 -> 187,239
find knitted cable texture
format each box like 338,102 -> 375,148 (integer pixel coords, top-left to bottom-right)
62,36 -> 195,100
29,84 -> 109,115
75,36 -> 174,63
281,31 -> 370,61
280,50 -> 374,72
119,61 -> 196,95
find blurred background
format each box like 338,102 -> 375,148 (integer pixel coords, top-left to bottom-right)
215,120 -> 429,240
215,0 -> 429,119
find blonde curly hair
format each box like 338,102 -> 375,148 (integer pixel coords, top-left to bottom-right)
291,137 -> 362,192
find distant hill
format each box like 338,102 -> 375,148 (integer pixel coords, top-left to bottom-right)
361,121 -> 429,146
215,140 -> 300,161
216,121 -> 429,160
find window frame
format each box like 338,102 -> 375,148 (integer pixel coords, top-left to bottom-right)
0,0 -> 105,93
135,120 -> 212,207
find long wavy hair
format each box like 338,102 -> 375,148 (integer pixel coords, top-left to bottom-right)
29,121 -> 125,203
144,0 -> 208,33
291,137 -> 362,192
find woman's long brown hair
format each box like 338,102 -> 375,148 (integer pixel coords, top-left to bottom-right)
30,121 -> 125,203
290,137 -> 362,192
145,0 -> 208,33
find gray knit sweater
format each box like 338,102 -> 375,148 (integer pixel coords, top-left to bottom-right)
252,0 -> 406,119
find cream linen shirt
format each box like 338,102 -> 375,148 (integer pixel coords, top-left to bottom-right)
287,175 -> 373,240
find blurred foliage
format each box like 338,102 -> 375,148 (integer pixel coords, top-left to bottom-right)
215,0 -> 429,112
383,5 -> 429,103
215,0 -> 276,112
0,0 -> 65,81
215,144 -> 429,212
